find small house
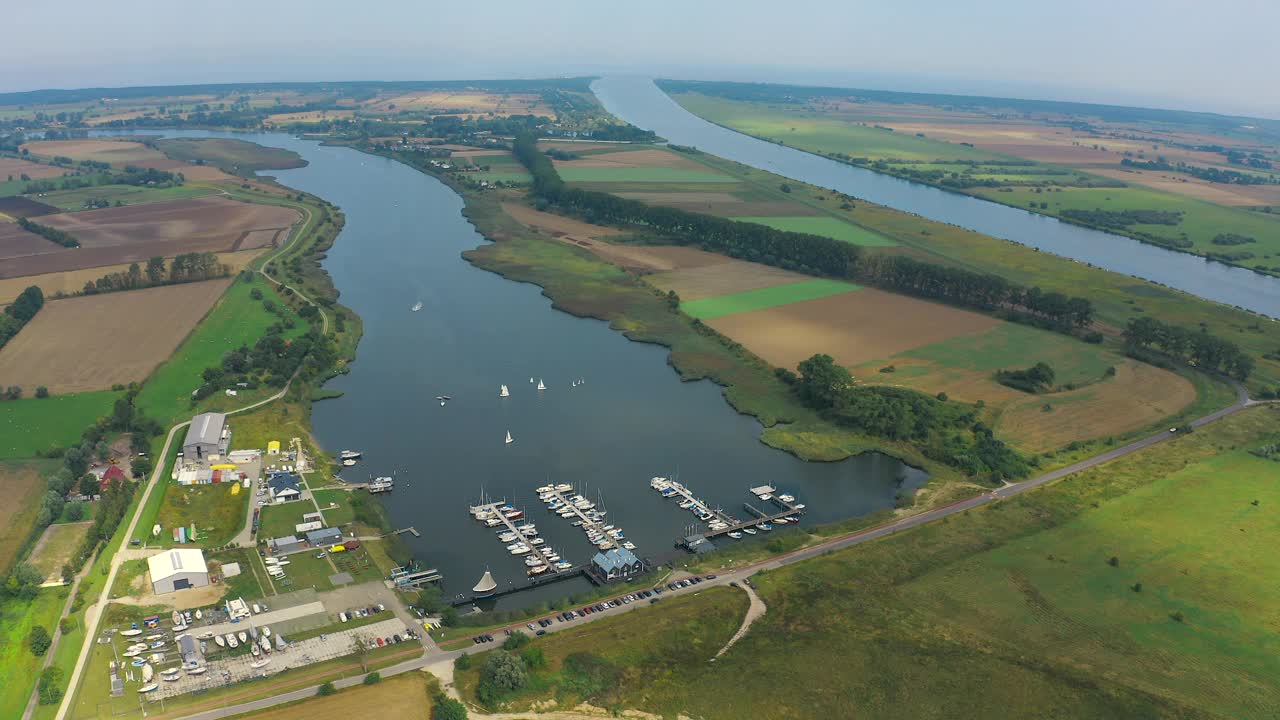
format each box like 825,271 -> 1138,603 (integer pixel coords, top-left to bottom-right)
269,535 -> 302,555
305,527 -> 343,546
588,547 -> 645,583
267,473 -> 301,503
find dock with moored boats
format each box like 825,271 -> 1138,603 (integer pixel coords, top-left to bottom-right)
537,483 -> 638,555
654,478 -> 806,546
469,498 -> 575,578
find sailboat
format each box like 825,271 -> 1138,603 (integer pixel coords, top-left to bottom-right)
529,377 -> 534,383
536,378 -> 546,391
411,301 -> 423,312
505,431 -> 513,445
499,384 -> 510,398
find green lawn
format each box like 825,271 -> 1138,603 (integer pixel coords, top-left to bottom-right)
135,274 -> 302,426
732,215 -> 896,246
0,392 -> 120,459
674,92 -> 1002,162
902,322 -> 1117,386
681,278 -> 861,320
37,183 -> 215,211
257,502 -> 309,539
311,489 -> 355,525
154,481 -> 248,548
0,589 -> 69,718
560,167 -> 739,183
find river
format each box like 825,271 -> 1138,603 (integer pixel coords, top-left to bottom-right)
592,77 -> 1280,320
97,129 -> 924,607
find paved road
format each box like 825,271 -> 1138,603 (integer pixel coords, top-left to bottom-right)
182,387 -> 1271,720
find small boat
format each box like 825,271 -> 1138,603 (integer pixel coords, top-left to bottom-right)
527,565 -> 549,576
131,658 -> 147,667
499,384 -> 510,398
505,431 -> 513,445
524,557 -> 544,567
275,634 -> 287,651
340,450 -> 362,460
187,666 -> 207,676
163,674 -> 181,682
171,611 -> 183,625
536,484 -> 553,493
774,517 -> 789,525
194,609 -> 202,620
411,301 -> 423,312
150,640 -> 165,649
498,532 -> 518,542
262,626 -> 271,638
251,644 -> 261,658
555,483 -> 572,492
758,523 -> 773,531
622,541 -> 637,550
226,634 -> 238,648
529,537 -> 545,545
529,377 -> 534,383
238,631 -> 248,643
137,684 -> 158,694
509,545 -> 530,555
145,633 -> 164,641
123,649 -> 142,658
142,664 -> 154,683
250,658 -> 270,669
342,459 -> 357,466
122,628 -> 142,637
728,532 -> 743,539
794,503 -> 806,510
161,667 -> 181,678
779,494 -> 796,503
744,528 -> 757,535
555,561 -> 573,570
260,636 -> 272,652
537,378 -> 546,391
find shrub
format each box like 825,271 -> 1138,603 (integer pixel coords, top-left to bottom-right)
35,386 -> 49,398
363,671 -> 382,685
477,650 -> 527,704
1107,556 -> 1119,567
28,625 -> 52,656
454,653 -> 472,671
318,681 -> 337,696
434,696 -> 469,720
38,666 -> 64,705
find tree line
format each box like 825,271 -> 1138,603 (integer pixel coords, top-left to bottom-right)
17,217 -> 79,247
512,133 -> 1095,331
1123,316 -> 1253,380
790,354 -> 1029,481
0,285 -> 44,352
79,253 -> 229,296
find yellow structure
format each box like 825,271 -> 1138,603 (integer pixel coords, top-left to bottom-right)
267,440 -> 281,455
329,544 -> 346,553
211,463 -> 236,471
230,483 -> 241,496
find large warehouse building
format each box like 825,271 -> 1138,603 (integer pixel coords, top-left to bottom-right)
182,412 -> 230,465
148,548 -> 209,594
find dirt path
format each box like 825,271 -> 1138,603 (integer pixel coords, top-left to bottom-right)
714,580 -> 766,659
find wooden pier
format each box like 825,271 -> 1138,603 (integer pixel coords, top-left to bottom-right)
540,486 -> 634,554
383,526 -> 420,538
661,480 -> 807,546
470,500 -> 574,577
701,494 -> 806,540
449,565 -> 590,606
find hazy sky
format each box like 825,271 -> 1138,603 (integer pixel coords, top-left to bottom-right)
6,0 -> 1277,118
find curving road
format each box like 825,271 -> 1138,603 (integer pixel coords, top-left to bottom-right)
171,384 -> 1267,720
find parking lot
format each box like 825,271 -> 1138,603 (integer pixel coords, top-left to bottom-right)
150,618 -> 417,700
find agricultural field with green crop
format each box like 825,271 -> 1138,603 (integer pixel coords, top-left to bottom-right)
732,215 -> 895,246
680,278 -> 860,319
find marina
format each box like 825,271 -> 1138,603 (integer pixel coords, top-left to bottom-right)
469,498 -> 575,578
653,477 -> 807,544
537,483 -> 638,555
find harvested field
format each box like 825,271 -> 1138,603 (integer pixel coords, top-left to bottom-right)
553,148 -> 706,170
0,196 -> 59,218
0,248 -> 265,305
648,259 -> 810,301
21,139 -> 161,165
1089,168 -> 1280,206
683,279 -> 860,320
705,288 -> 1000,369
450,149 -> 511,158
560,167 -> 737,184
616,191 -> 742,204
0,279 -> 233,392
537,140 -> 632,152
0,157 -> 67,181
997,361 -> 1195,451
501,202 -> 625,239
0,460 -> 48,575
235,672 -> 432,720
0,196 -> 298,279
572,238 -> 728,273
28,521 -> 90,582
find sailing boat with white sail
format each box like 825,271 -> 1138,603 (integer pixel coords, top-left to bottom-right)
499,384 -> 510,398
505,431 -> 513,445
536,379 -> 546,391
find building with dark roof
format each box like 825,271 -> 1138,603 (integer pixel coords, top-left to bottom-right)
305,527 -> 343,546
267,473 -> 301,503
588,547 -> 645,583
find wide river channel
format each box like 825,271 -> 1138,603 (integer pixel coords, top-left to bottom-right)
592,77 -> 1280,320
98,129 -> 925,607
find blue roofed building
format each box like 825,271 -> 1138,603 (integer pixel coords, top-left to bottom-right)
587,547 -> 645,583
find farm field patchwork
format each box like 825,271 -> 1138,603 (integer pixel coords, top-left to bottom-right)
648,258 -> 810,301
0,391 -> 119,459
21,139 -> 163,165
0,279 -> 233,393
0,156 -> 70,181
681,278 -> 860,319
1,195 -> 298,278
732,215 -> 896,246
0,248 -> 263,305
0,196 -> 60,218
37,182 -> 216,211
559,166 -> 739,183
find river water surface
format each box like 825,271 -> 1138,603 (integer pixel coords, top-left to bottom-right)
592,77 -> 1280,320
99,129 -> 925,606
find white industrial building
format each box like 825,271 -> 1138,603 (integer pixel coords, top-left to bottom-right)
147,548 -> 209,594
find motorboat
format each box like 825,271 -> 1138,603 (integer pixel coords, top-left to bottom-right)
137,684 -> 158,694
503,508 -> 523,520
554,483 -> 572,492
342,459 -> 357,466
197,631 -> 215,641
527,565 -> 549,576
187,666 -> 207,675
524,557 -> 545,567
743,528 -> 757,535
121,628 -> 143,637
131,658 -> 147,667
554,561 -> 573,570
262,626 -> 271,637
149,641 -> 165,649
484,518 -> 502,527
774,517 -> 789,525
678,500 -> 694,510
145,633 -> 164,641
260,636 -> 272,653
758,523 -> 773,531
529,537 -> 545,545
226,634 -> 238,648
237,631 -> 248,643
728,532 -> 743,539
250,658 -> 271,669
779,493 -> 796,503
340,450 -> 362,460
411,301 -> 423,312
622,541 -> 637,550
536,485 -> 553,494
508,545 -> 530,555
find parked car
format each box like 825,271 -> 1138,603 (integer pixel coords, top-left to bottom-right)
527,623 -> 536,631
536,629 -> 547,636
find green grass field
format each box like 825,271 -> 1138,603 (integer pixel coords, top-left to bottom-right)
674,92 -> 1003,162
732,215 -> 896,246
257,502 -> 307,539
559,167 -> 739,183
311,489 -> 355,525
473,170 -> 532,184
501,406 -> 1280,718
681,278 -> 861,319
0,589 -> 69,718
29,521 -> 89,580
37,183 -> 215,210
154,481 -> 247,548
153,137 -> 306,174
135,274 -> 302,426
977,184 -> 1280,268
903,322 -> 1116,386
0,392 -> 120,459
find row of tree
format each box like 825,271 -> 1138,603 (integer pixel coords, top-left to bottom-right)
1122,317 -> 1253,379
17,217 -> 79,247
513,133 -> 1095,331
79,253 -> 229,295
0,285 -> 44,351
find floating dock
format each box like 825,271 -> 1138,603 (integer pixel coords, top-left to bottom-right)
470,499 -> 573,577
390,565 -> 441,588
537,484 -> 637,555
449,565 -> 590,606
655,477 -> 806,545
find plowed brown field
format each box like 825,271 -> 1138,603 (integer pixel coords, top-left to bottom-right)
0,279 -> 232,392
0,196 -> 298,279
0,157 -> 67,180
647,260 -> 809,301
